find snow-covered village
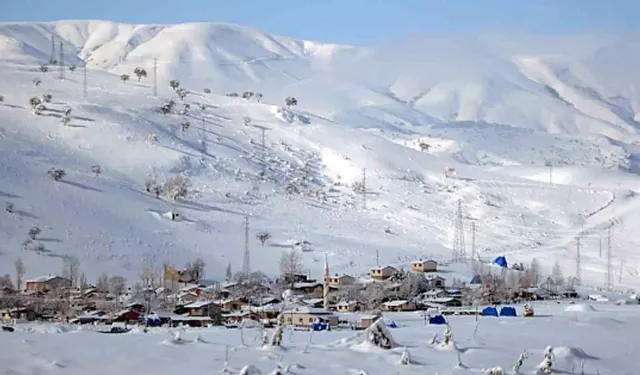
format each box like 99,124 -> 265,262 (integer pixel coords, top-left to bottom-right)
2,2 -> 640,375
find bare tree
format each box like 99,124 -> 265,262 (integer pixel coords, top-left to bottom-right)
225,263 -> 233,281
279,249 -> 304,288
551,260 -> 564,292
285,97 -> 298,107
162,175 -> 190,200
530,258 -> 541,286
78,273 -> 87,299
96,273 -> 109,293
139,256 -> 160,288
91,165 -> 102,177
120,74 -> 130,84
186,258 -> 205,283
133,67 -> 147,81
0,274 -> 14,290
28,226 -> 41,240
108,276 -> 127,299
169,80 -> 180,90
14,258 -> 25,291
176,88 -> 188,101
47,168 -> 66,181
256,232 -> 271,246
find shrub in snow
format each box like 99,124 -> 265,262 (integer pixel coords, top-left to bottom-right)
42,94 -> 52,103
60,115 -> 71,126
203,88 -> 211,94
256,232 -> 271,246
270,324 -> 284,346
352,181 -> 364,194
285,97 -> 297,107
47,168 -> 65,181
443,324 -> 453,346
63,107 -> 72,117
4,201 -> 14,213
28,226 -> 41,240
482,367 -> 504,375
538,346 -> 554,374
68,65 -> 77,72
91,165 -> 102,177
513,349 -> 530,372
239,365 -> 262,375
243,117 -> 251,126
39,64 -> 48,73
176,88 -> 188,101
242,91 -> 254,99
400,346 -> 411,365
133,67 -> 147,81
226,92 -> 239,97
160,100 -> 175,116
0,95 -> 3,103
169,79 -> 180,90
34,103 -> 46,115
419,142 -> 430,151
29,96 -> 41,109
180,118 -> 190,132
33,78 -> 41,87
162,175 -> 190,200
255,93 -> 263,102
120,74 -> 130,83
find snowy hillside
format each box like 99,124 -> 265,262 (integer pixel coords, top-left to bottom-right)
1,20 -> 640,290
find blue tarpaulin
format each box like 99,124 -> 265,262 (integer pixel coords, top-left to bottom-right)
499,306 -> 517,317
386,321 -> 398,328
428,315 -> 447,325
493,256 -> 508,268
470,275 -> 481,284
311,322 -> 330,331
146,316 -> 161,327
481,306 -> 499,316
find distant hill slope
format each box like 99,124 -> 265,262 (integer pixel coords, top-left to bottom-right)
0,20 -> 639,290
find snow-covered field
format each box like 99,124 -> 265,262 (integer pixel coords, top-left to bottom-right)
1,20 -> 640,290
1,302 -> 637,375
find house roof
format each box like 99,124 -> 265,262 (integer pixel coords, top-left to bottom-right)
336,301 -> 357,306
26,275 -> 58,283
184,300 -> 217,309
383,300 -> 410,307
412,259 -> 438,264
371,265 -> 397,271
292,282 -> 321,289
281,306 -> 333,315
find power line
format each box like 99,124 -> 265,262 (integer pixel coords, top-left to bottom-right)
50,34 -> 56,65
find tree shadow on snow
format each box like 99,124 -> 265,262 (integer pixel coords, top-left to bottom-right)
65,124 -> 87,128
0,104 -> 25,110
13,210 -> 39,219
44,113 -> 62,118
38,237 -> 62,243
73,116 -> 95,122
174,199 -> 252,218
0,190 -> 21,198
60,180 -> 103,192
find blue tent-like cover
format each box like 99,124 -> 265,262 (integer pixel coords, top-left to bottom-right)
493,256 -> 508,268
499,306 -> 517,317
428,315 -> 447,325
481,306 -> 499,316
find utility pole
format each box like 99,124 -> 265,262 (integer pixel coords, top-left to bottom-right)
153,58 -> 158,97
201,116 -> 206,154
575,235 -> 581,286
242,216 -> 250,283
376,249 -> 379,267
545,160 -> 553,184
471,221 -> 476,261
619,259 -> 624,284
59,41 -> 65,80
362,168 -> 366,210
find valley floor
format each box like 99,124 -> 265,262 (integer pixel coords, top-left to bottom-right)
1,301 -> 637,375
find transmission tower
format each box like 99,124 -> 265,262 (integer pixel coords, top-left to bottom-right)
575,235 -> 581,286
260,127 -> 266,177
50,34 -> 56,64
606,225 -> 613,290
242,216 -> 250,282
452,199 -> 466,263
362,168 -> 366,210
153,58 -> 158,97
619,259 -> 625,283
59,41 -> 65,80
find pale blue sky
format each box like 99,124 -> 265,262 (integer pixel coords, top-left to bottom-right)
3,0 -> 638,45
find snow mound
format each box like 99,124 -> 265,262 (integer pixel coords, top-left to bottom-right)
564,304 -> 596,312
270,106 -> 310,124
553,346 -> 599,360
23,324 -> 79,334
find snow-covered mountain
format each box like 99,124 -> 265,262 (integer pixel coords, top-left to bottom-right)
0,20 -> 639,290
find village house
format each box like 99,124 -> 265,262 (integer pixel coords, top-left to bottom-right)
1,307 -> 36,322
222,311 -> 261,325
411,259 -> 438,273
162,264 -> 197,292
112,308 -> 140,323
382,299 -> 417,312
25,276 -> 71,293
283,273 -> 314,284
329,274 -> 356,287
292,281 -> 323,296
184,300 -> 222,319
426,274 -> 446,289
215,298 -> 243,312
370,266 -> 398,281
280,306 -> 339,328
336,300 -> 359,312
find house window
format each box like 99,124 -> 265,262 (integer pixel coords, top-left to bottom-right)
309,317 -> 313,323
298,318 -> 303,323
